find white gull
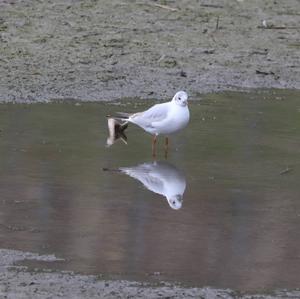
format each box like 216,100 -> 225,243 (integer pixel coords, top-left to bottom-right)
119,161 -> 186,210
110,91 -> 190,156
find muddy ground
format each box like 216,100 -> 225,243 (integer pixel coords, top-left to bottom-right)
0,0 -> 299,103
1,0 -> 300,298
1,249 -> 300,299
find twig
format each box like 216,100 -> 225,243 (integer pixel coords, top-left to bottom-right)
153,3 -> 178,11
157,54 -> 165,63
249,49 -> 268,56
215,16 -> 219,30
201,4 -> 224,8
256,70 -> 275,76
257,25 -> 299,30
280,167 -> 293,175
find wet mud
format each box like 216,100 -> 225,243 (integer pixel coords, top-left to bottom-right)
0,0 -> 299,103
1,250 -> 300,299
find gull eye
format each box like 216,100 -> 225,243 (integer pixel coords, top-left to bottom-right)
178,97 -> 181,101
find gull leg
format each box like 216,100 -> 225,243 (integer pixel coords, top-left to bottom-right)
164,137 -> 169,159
152,135 -> 157,158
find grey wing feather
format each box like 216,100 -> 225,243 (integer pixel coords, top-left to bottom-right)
120,166 -> 164,194
131,103 -> 170,127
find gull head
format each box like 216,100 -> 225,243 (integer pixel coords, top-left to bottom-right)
172,91 -> 188,107
167,194 -> 183,210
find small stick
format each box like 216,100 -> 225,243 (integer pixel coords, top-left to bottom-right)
280,167 -> 293,175
153,3 -> 178,11
257,25 -> 299,30
215,16 -> 219,30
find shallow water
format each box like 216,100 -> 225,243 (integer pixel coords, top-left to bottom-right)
0,90 -> 300,292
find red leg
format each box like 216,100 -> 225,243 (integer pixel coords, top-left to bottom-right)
152,135 -> 157,158
164,137 -> 169,159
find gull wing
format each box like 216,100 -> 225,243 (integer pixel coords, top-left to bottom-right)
130,102 -> 171,128
119,164 -> 165,196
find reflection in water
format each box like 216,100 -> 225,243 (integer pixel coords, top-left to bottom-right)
118,161 -> 186,210
1,91 -> 300,292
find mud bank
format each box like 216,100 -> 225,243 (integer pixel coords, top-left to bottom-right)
0,0 -> 299,103
0,249 -> 299,299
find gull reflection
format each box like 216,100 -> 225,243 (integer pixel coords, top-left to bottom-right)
119,161 -> 186,210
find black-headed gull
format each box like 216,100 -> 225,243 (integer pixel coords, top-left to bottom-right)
109,91 -> 190,156
118,161 -> 186,210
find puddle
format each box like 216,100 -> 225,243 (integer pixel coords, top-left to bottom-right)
0,90 -> 300,292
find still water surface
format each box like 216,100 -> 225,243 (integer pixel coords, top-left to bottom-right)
0,90 -> 300,292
